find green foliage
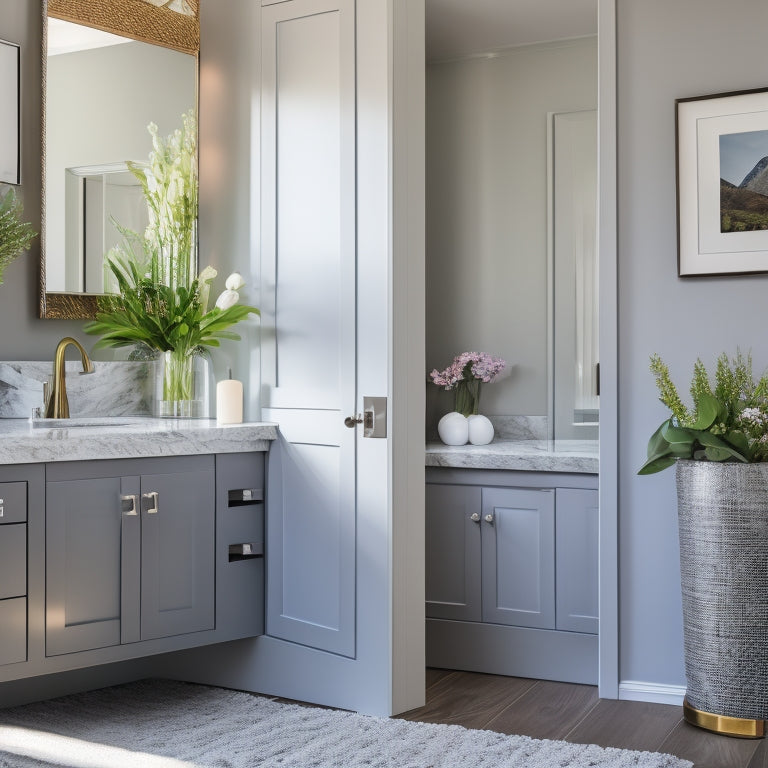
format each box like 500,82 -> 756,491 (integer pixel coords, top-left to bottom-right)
639,352 -> 768,475
83,255 -> 259,356
0,189 -> 37,285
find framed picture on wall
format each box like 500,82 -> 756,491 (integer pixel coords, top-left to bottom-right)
677,87 -> 768,276
0,39 -> 19,185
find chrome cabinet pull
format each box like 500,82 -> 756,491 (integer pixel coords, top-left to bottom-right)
121,494 -> 138,516
143,491 -> 159,515
484,514 -> 494,524
470,513 -> 481,523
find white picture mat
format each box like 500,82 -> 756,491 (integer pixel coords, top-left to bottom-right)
0,40 -> 19,185
678,90 -> 768,275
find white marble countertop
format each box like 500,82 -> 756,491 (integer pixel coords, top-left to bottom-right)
426,439 -> 599,474
0,417 -> 278,465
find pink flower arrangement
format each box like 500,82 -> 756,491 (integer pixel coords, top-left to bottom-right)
430,352 -> 506,417
430,351 -> 506,389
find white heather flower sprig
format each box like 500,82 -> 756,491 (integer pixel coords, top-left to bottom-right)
429,351 -> 506,389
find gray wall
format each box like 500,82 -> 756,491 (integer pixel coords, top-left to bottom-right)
426,38 -> 596,424
618,0 -> 768,687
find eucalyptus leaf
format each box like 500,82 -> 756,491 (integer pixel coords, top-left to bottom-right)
704,446 -> 732,462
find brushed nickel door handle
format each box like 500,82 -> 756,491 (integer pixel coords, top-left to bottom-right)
143,491 -> 159,515
121,494 -> 138,516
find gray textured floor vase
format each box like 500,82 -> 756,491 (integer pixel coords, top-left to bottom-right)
0,680 -> 691,768
676,460 -> 768,734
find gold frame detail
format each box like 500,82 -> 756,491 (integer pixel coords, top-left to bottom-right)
683,698 -> 765,739
39,0 -> 199,319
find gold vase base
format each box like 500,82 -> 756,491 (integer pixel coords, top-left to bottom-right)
683,698 -> 765,738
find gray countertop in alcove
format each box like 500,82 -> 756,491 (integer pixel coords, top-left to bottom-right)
425,439 -> 599,473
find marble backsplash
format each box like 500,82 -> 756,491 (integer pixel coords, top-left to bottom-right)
426,413 -> 548,442
0,361 -> 152,419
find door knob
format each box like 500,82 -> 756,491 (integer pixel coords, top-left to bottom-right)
470,513 -> 481,523
484,514 -> 494,524
344,414 -> 363,428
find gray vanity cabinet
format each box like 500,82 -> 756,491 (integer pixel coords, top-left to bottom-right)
46,456 -> 214,656
425,469 -> 599,685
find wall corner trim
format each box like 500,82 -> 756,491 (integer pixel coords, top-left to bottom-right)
618,680 -> 686,707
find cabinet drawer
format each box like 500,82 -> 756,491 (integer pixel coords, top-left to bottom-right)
0,482 -> 26,524
0,524 -> 26,599
0,597 -> 26,665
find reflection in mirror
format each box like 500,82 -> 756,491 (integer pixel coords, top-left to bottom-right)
65,162 -> 149,293
41,0 -> 199,319
550,109 -> 599,440
45,20 -> 195,294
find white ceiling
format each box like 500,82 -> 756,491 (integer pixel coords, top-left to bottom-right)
426,0 -> 597,61
47,18 -> 131,57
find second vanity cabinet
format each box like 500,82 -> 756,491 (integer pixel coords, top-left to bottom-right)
425,467 -> 598,685
46,455 -> 215,656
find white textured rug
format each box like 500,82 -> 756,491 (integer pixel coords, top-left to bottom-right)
0,680 -> 692,768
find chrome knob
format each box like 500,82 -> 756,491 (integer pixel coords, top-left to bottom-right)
470,513 -> 481,523
344,415 -> 363,428
484,514 -> 494,524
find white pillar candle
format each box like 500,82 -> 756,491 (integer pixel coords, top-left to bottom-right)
216,379 -> 243,424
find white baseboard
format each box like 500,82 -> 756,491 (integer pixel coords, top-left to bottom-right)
619,680 -> 686,706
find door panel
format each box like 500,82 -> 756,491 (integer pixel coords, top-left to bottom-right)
46,477 -> 123,656
481,487 -> 555,629
425,484 -> 481,622
140,468 -> 215,641
261,0 -> 356,411
262,0 -> 357,658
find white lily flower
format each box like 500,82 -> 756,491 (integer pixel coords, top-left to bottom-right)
198,265 -> 218,282
215,289 -> 239,311
225,272 -> 246,291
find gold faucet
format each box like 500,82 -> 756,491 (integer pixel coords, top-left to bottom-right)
45,337 -> 95,419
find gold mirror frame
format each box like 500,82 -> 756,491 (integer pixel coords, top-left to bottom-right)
40,0 -> 200,319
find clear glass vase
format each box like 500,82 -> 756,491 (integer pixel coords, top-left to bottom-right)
154,348 -> 210,418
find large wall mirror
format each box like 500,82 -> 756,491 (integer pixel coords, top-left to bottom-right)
40,0 -> 199,319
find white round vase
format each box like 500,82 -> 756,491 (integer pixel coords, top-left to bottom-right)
468,414 -> 494,445
437,412 -> 469,445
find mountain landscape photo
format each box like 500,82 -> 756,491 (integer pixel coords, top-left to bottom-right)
721,154 -> 768,232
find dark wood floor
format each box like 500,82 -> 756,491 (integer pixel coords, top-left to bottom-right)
396,669 -> 768,768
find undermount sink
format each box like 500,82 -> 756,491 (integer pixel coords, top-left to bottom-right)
30,417 -> 142,429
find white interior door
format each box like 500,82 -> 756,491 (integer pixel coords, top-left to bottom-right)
260,0 -> 357,658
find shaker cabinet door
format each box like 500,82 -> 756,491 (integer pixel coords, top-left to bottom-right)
140,467 -> 215,641
481,487 -> 555,629
46,476 -> 132,656
555,488 -> 599,634
425,484 -> 482,622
